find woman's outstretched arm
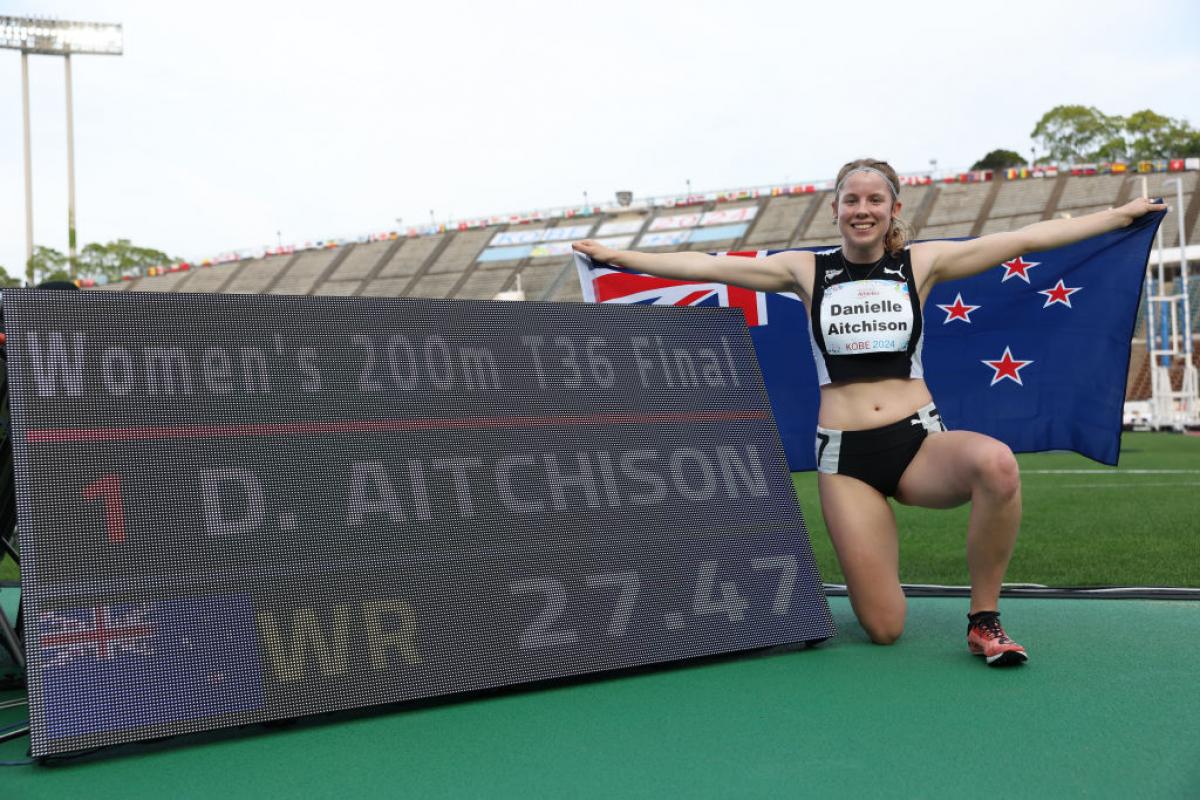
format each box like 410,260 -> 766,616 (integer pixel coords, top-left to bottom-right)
916,196 -> 1168,287
572,239 -> 807,295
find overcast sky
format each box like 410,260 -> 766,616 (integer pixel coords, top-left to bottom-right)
2,0 -> 1198,274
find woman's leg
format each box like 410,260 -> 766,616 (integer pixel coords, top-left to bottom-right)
893,431 -> 1021,613
818,472 -> 906,644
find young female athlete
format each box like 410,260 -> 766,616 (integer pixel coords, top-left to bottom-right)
572,158 -> 1166,666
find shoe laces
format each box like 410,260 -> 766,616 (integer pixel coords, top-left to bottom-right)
971,613 -> 1012,643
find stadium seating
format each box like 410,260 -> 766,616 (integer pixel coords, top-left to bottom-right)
268,248 -> 341,295
95,168 -> 1200,400
896,184 -> 932,234
179,259 -> 251,292
1056,174 -> 1125,212
408,229 -> 492,298
357,235 -> 442,297
314,239 -> 395,296
223,254 -> 294,294
918,182 -> 990,240
745,195 -> 814,250
519,258 -> 576,302
988,177 -> 1057,218
1126,346 -> 1150,401
131,267 -> 192,292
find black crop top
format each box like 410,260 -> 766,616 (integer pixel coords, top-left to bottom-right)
806,248 -> 925,385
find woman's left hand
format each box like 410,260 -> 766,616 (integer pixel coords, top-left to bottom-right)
1113,196 -> 1168,225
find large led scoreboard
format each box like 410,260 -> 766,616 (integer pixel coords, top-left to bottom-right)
4,290 -> 834,757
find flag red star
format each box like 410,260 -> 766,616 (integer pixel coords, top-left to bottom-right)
1001,256 -> 1040,284
1038,279 -> 1082,308
982,346 -> 1034,386
936,292 -> 980,323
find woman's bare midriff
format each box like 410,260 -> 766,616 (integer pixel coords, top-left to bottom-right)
817,377 -> 934,431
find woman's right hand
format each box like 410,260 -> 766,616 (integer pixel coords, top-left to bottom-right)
572,239 -> 622,265
1111,196 -> 1168,226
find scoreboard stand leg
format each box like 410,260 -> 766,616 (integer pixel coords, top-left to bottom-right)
0,579 -> 23,682
0,353 -> 26,686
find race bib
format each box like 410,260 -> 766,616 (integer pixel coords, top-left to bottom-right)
820,279 -> 913,355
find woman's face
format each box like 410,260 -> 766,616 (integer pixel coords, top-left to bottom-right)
832,170 -> 900,252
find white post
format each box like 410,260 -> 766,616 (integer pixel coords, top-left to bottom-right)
21,50 -> 34,285
65,53 -> 78,279
1146,178 -> 1160,353
1147,226 -> 1159,361
1165,177 -> 1197,423
1145,177 -> 1178,428
1167,178 -> 1191,355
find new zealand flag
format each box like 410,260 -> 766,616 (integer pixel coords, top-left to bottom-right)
576,212 -> 1164,470
34,593 -> 264,741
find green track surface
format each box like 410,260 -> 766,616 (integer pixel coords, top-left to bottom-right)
3,596 -> 1197,798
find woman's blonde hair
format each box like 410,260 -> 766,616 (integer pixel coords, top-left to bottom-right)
834,158 -> 910,255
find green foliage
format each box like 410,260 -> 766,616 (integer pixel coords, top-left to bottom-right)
0,265 -> 21,288
27,245 -> 70,285
1031,105 -> 1125,163
78,239 -> 179,283
1125,109 -> 1200,160
21,239 -> 181,285
1032,105 -> 1200,162
971,149 -> 1028,171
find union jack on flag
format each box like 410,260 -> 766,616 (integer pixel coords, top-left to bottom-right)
38,603 -> 155,668
578,251 -> 777,326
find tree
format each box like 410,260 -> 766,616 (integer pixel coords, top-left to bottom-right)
27,245 -> 71,285
1031,105 -> 1200,163
78,239 -> 180,283
1125,109 -> 1200,160
971,149 -> 1028,171
1031,105 -> 1126,163
0,266 -> 22,288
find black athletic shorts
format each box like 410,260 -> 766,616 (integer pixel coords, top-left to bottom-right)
815,403 -> 947,497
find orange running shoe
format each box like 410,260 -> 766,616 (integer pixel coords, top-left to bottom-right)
967,611 -> 1028,666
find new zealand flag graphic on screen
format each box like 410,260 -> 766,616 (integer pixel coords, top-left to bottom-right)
35,594 -> 264,739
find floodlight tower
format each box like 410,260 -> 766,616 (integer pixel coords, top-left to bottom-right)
2,16 -> 123,284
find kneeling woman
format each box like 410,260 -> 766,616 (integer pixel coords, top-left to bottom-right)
573,158 -> 1164,666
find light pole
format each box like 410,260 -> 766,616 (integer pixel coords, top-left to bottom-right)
20,48 -> 32,279
2,16 -> 123,283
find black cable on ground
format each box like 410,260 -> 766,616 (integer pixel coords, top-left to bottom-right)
0,721 -> 29,744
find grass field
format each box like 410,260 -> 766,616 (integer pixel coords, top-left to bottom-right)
1,432 -> 1197,587
798,431 -> 1200,587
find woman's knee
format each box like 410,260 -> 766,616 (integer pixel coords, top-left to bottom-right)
975,442 -> 1020,500
864,617 -> 905,645
857,603 -> 906,645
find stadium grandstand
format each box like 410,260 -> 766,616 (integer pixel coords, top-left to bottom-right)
93,160 -> 1200,407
